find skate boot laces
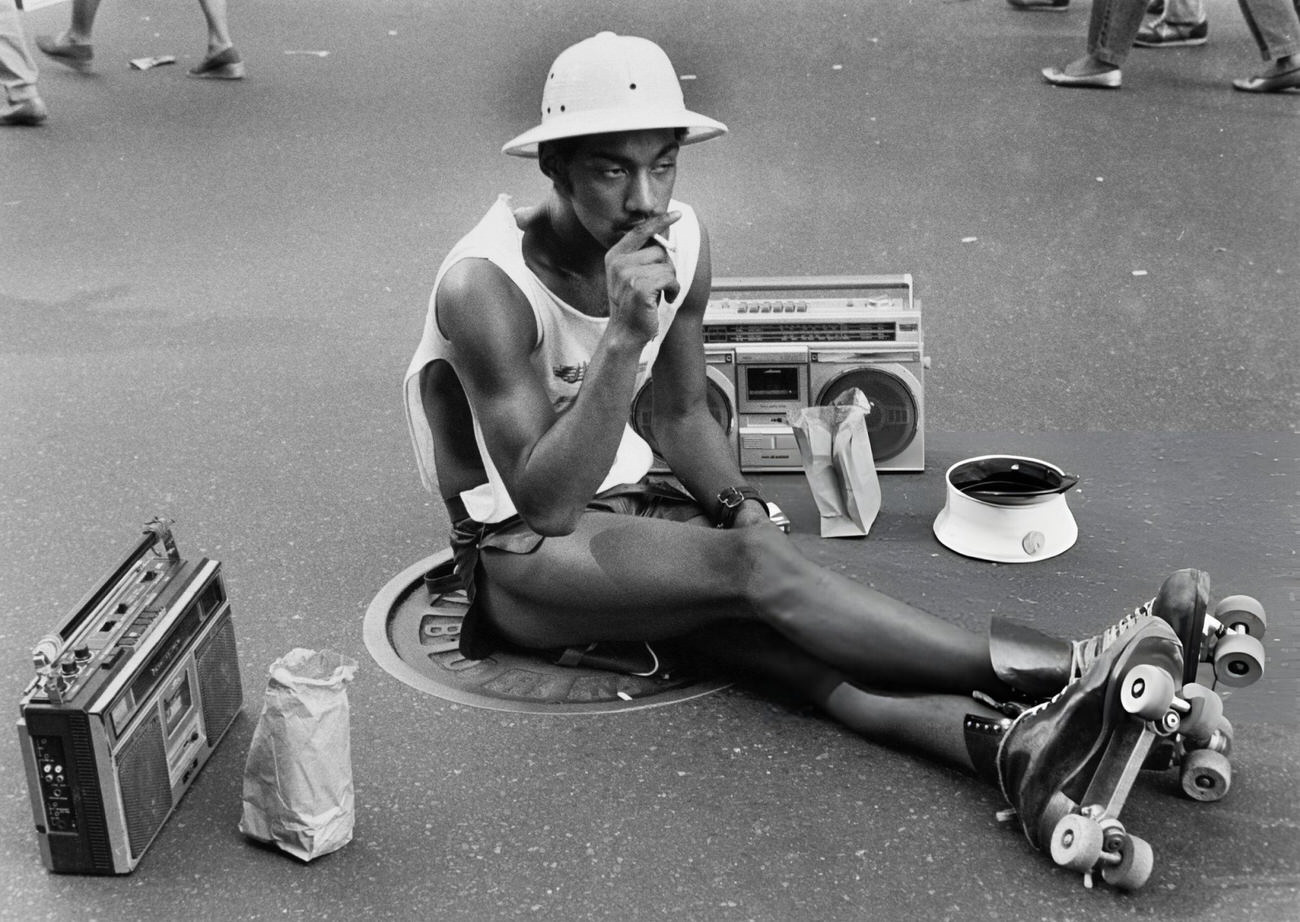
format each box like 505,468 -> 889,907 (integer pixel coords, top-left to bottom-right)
1069,600 -> 1154,684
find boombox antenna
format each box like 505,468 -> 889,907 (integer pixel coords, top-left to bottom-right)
144,516 -> 179,561
31,517 -> 180,669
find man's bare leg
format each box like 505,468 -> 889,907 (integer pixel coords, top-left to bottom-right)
667,620 -> 1001,772
478,512 -> 1007,697
68,0 -> 100,43
824,686 -> 1001,771
195,0 -> 233,53
35,0 -> 98,70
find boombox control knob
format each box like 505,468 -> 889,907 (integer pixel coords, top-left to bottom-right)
32,635 -> 63,669
59,660 -> 80,676
73,646 -> 92,661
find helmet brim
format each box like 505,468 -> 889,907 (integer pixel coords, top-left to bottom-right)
502,107 -> 728,158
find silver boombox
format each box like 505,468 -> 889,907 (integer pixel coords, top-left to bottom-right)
17,519 -> 242,874
633,275 -> 928,472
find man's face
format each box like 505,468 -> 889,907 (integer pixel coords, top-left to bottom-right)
554,129 -> 680,249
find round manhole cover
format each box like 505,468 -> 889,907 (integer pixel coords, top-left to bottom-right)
364,551 -> 728,714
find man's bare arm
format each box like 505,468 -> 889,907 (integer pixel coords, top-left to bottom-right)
436,214 -> 681,534
649,225 -> 769,528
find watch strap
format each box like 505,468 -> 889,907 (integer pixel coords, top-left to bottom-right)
714,485 -> 766,529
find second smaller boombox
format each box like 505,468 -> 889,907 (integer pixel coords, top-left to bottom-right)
17,519 -> 243,874
633,274 -> 928,472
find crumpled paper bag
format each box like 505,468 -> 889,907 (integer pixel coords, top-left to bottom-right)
786,388 -> 882,538
239,648 -> 358,861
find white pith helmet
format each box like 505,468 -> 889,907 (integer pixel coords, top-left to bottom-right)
933,455 -> 1080,563
502,32 -> 728,158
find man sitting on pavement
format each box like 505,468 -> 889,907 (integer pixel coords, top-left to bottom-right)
403,31 -> 1206,881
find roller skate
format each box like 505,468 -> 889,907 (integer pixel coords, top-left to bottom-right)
988,572 -> 1203,701
988,618 -> 1188,890
982,570 -> 1267,822
1193,592 -> 1268,688
1108,569 -> 1267,689
1132,575 -> 1267,803
989,569 -> 1265,701
1067,569 -> 1210,687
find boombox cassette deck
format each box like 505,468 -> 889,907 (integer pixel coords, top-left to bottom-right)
633,275 -> 928,472
17,519 -> 242,874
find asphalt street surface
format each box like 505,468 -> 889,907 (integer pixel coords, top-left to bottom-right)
2,0 -> 1297,920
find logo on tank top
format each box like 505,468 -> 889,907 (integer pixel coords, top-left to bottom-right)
553,362 -> 588,385
553,359 -> 650,388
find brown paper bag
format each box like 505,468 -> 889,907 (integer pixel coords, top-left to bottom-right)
239,648 -> 358,861
786,388 -> 882,538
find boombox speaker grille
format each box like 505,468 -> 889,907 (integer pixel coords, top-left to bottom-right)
819,367 -> 919,462
68,713 -> 113,870
630,377 -> 735,460
195,615 -> 242,740
118,716 -> 170,859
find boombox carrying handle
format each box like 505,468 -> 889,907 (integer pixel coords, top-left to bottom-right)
711,274 -> 913,293
32,518 -> 180,667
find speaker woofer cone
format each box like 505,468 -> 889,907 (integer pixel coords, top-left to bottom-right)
817,367 -> 918,462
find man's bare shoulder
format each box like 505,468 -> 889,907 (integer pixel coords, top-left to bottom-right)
436,257 -> 532,347
438,256 -> 517,304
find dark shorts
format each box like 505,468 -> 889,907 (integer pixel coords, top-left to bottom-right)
446,480 -> 707,658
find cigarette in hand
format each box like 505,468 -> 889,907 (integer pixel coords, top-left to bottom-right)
652,233 -> 676,255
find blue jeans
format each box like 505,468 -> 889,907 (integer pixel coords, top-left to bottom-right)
1237,0 -> 1300,60
1159,0 -> 1206,22
1088,0 -> 1149,66
0,0 -> 39,103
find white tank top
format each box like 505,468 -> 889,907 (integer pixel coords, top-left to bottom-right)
403,194 -> 702,523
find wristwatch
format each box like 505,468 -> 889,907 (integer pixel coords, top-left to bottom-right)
714,485 -> 767,529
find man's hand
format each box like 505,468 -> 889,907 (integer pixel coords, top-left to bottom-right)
728,499 -> 772,529
604,212 -> 681,344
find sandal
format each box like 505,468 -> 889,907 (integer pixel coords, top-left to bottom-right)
1232,63 -> 1300,93
36,34 -> 94,73
188,46 -> 246,80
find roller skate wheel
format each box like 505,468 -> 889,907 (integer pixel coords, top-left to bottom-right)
1100,833 -> 1154,891
1050,813 -> 1105,873
1213,632 -> 1266,688
1035,792 -> 1077,847
1212,595 -> 1267,638
1180,748 -> 1232,802
1178,683 -> 1224,741
1121,663 -> 1177,720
